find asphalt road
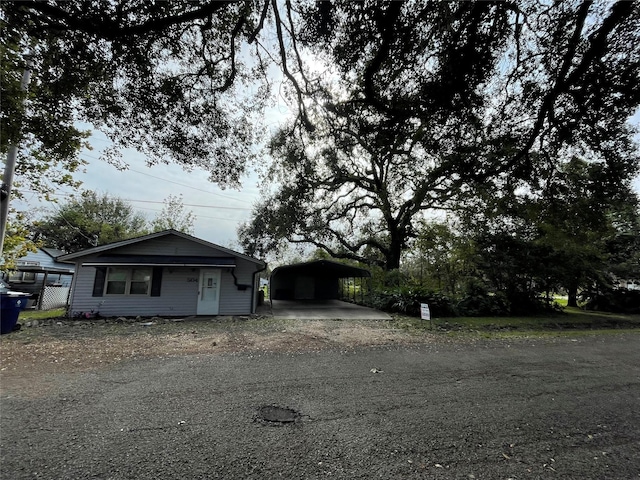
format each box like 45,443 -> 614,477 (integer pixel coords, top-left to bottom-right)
1,334 -> 639,479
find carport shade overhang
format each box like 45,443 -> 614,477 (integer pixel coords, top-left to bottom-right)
271,261 -> 370,278
12,265 -> 74,274
270,260 -> 371,301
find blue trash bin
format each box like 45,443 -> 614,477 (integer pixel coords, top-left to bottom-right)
1,292 -> 31,334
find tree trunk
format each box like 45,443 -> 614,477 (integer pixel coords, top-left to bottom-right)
567,282 -> 578,307
385,237 -> 402,271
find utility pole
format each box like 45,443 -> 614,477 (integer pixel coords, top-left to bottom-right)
0,59 -> 33,256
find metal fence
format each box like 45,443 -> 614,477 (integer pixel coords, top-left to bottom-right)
39,286 -> 70,310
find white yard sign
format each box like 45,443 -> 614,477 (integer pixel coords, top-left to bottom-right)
420,303 -> 431,320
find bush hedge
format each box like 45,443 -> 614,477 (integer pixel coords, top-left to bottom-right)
582,288 -> 640,314
368,286 -> 559,317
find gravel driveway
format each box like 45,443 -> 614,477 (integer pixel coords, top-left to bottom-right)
1,325 -> 639,479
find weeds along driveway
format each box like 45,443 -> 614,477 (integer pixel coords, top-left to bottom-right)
1,320 -> 639,479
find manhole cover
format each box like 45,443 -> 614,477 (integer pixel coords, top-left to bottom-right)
257,405 -> 300,424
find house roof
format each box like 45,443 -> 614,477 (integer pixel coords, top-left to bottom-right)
42,247 -> 67,258
12,247 -> 74,274
56,229 -> 265,267
82,255 -> 237,268
271,260 -> 371,279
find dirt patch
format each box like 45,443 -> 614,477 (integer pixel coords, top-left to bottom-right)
0,315 -> 430,396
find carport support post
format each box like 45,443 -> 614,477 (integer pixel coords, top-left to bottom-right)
355,278 -> 357,303
38,271 -> 49,310
352,277 -> 356,303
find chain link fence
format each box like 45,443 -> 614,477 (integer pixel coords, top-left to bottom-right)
39,286 -> 70,310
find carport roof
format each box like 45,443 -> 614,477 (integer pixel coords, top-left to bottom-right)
271,260 -> 370,278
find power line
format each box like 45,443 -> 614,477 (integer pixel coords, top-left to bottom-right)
20,190 -> 252,211
128,168 -> 248,203
79,151 -> 252,203
134,205 -> 240,222
122,198 -> 251,211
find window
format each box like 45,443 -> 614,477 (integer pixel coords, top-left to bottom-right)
105,267 -> 151,295
7,271 -> 22,282
7,271 -> 36,283
23,272 -> 36,282
130,269 -> 151,294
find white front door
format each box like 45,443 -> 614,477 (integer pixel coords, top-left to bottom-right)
197,269 -> 221,315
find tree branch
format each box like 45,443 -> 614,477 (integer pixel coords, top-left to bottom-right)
510,0 -> 632,169
271,0 -> 315,131
23,1 -> 236,39
362,2 -> 403,114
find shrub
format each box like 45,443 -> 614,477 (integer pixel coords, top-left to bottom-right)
582,288 -> 640,313
455,279 -> 560,316
456,291 -> 511,316
369,287 -> 456,317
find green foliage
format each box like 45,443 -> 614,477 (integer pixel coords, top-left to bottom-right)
150,194 -> 196,235
404,220 -> 474,296
369,287 -> 457,318
459,155 -> 640,311
604,199 -> 640,285
581,288 -> 640,314
19,308 -> 66,321
1,210 -> 39,269
1,26 -> 90,202
455,281 -> 512,317
1,1 -> 291,189
33,191 -> 148,252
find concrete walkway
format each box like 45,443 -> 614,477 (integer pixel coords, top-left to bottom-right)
269,299 -> 391,320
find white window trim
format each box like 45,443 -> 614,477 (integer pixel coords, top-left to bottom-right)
104,267 -> 152,296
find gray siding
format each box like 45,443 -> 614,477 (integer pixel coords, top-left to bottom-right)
218,258 -> 256,315
68,251 -> 261,317
110,236 -> 232,257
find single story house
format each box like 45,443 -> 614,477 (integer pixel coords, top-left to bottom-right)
57,229 -> 266,317
270,259 -> 370,301
2,247 -> 75,309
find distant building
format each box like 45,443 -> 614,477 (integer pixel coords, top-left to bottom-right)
2,247 -> 75,309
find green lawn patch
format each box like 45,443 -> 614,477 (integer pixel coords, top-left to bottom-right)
391,307 -> 640,334
18,308 -> 66,321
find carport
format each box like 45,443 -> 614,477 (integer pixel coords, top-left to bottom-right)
269,260 -> 388,319
270,260 -> 370,301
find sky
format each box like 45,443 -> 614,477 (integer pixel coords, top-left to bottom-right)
13,98 -> 293,252
75,134 -> 265,250
16,134 -> 264,251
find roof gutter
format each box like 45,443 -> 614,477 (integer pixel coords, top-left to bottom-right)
82,262 -> 236,268
251,262 -> 268,314
229,267 -> 252,291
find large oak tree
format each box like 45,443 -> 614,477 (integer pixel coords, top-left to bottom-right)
239,1 -> 640,270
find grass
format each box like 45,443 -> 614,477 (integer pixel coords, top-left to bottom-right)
391,306 -> 640,335
18,308 -> 66,321
10,305 -> 639,343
